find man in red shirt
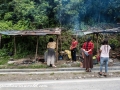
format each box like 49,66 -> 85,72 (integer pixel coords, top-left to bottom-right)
70,37 -> 78,62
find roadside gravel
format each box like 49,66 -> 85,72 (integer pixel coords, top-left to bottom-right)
0,72 -> 120,81
0,58 -> 119,81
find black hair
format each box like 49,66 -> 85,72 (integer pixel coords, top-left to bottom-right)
72,37 -> 76,40
49,38 -> 53,42
103,39 -> 108,45
87,37 -> 92,42
103,39 -> 109,53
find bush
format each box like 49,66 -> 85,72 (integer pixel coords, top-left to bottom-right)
0,48 -> 8,56
109,38 -> 120,48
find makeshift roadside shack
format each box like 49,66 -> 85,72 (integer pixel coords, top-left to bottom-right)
0,28 -> 61,62
74,27 -> 120,50
73,27 -> 120,64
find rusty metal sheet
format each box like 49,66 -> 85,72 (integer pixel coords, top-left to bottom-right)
0,28 -> 61,36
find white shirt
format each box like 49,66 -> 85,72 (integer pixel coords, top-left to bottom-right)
100,45 -> 111,57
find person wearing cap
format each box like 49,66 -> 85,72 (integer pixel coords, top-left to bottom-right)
82,37 -> 94,72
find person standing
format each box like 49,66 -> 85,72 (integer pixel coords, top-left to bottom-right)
82,37 -> 94,72
70,37 -> 78,62
98,39 -> 111,77
47,38 -> 56,67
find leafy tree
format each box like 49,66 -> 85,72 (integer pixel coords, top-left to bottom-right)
0,0 -> 50,30
0,0 -> 120,59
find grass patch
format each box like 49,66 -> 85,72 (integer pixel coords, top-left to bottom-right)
0,57 -> 9,65
50,72 -> 54,75
0,74 -> 6,76
76,62 -> 81,67
0,56 -> 49,69
60,64 -> 68,68
17,64 -> 47,69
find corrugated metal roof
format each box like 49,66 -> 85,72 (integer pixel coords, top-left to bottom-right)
0,28 -> 61,36
92,27 -> 120,33
73,27 -> 120,36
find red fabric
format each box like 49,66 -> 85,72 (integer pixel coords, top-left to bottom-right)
96,55 -> 100,62
82,41 -> 94,54
71,41 -> 78,49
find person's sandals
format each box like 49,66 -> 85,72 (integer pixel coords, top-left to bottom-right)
85,69 -> 91,72
89,69 -> 91,72
80,65 -> 83,68
98,72 -> 102,76
86,69 -> 89,72
103,74 -> 107,77
52,65 -> 57,68
80,62 -> 83,68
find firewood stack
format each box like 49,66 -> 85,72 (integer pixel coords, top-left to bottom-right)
111,53 -> 117,58
111,52 -> 120,60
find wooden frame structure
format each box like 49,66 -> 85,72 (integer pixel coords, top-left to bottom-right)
73,27 -> 120,51
0,28 -> 61,62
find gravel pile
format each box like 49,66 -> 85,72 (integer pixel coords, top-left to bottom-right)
0,72 -> 120,81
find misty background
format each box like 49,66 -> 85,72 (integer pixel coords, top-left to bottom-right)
0,0 -> 120,31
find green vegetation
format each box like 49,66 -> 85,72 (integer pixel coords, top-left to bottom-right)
0,57 -> 9,65
0,0 -> 120,30
0,0 -> 120,68
17,64 -> 48,69
50,72 -> 55,75
109,38 -> 120,48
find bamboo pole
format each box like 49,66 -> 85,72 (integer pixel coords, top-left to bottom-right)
76,33 -> 79,53
45,35 -> 47,50
56,35 -> 58,62
35,36 -> 39,60
96,33 -> 99,51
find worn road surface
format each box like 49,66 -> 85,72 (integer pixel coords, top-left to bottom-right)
0,78 -> 120,90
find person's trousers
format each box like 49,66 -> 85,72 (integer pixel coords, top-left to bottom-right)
100,57 -> 109,73
71,48 -> 77,61
47,48 -> 55,66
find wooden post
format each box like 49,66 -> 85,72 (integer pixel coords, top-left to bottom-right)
76,33 -> 79,54
56,35 -> 58,62
45,35 -> 47,50
0,34 -> 1,49
14,36 -> 16,55
60,34 -> 62,51
35,36 -> 39,60
96,33 -> 99,51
